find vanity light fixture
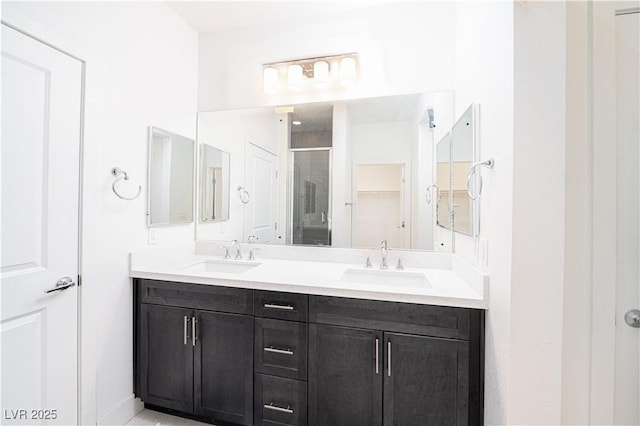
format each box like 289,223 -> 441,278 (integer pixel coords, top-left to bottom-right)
263,53 -> 358,94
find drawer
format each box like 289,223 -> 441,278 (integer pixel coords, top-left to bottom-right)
255,290 -> 308,322
309,295 -> 471,340
254,374 -> 307,426
255,318 -> 307,380
137,279 -> 253,315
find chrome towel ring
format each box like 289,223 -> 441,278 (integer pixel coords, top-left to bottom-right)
111,167 -> 142,200
466,157 -> 495,201
426,184 -> 439,204
237,186 -> 250,204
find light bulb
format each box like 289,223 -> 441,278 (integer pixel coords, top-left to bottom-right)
340,57 -> 356,86
313,61 -> 330,89
263,67 -> 279,94
288,64 -> 303,92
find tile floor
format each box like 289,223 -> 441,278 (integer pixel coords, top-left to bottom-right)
125,409 -> 212,426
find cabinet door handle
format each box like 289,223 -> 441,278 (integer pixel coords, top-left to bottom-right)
387,341 -> 392,377
375,338 -> 379,375
264,346 -> 294,356
183,316 -> 189,345
192,317 -> 197,346
264,403 -> 294,414
264,303 -> 294,311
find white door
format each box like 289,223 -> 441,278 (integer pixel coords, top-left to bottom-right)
1,24 -> 82,425
244,142 -> 278,244
614,10 -> 640,424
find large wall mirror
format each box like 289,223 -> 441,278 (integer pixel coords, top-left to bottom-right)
199,144 -> 230,222
147,127 -> 195,227
196,91 -> 454,252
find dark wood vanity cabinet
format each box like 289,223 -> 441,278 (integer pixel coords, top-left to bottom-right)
307,296 -> 484,426
134,279 -> 484,426
135,279 -> 254,425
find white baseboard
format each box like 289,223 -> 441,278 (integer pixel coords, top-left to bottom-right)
97,394 -> 144,426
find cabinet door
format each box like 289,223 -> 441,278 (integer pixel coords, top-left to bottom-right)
138,304 -> 193,413
383,333 -> 469,426
308,324 -> 382,426
194,310 -> 253,425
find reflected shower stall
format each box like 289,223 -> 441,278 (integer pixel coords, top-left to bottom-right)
289,105 -> 333,246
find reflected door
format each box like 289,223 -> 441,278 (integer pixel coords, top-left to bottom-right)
1,24 -> 82,425
244,143 -> 278,244
291,149 -> 331,246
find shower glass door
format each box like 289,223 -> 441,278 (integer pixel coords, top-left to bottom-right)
290,148 -> 332,245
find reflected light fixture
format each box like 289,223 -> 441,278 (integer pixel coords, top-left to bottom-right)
263,53 -> 357,94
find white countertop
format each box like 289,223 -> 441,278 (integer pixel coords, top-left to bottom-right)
130,244 -> 488,309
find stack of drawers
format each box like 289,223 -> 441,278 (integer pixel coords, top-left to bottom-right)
253,290 -> 309,426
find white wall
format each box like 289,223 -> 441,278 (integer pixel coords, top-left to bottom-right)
453,2 -> 514,424
511,3 -> 567,424
2,2 -> 198,424
198,2 -> 456,111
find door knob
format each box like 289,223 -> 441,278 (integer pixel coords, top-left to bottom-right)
624,309 -> 640,328
45,276 -> 76,293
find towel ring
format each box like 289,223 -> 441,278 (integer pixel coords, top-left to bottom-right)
111,167 -> 142,201
237,186 -> 250,204
466,157 -> 494,201
426,184 -> 439,204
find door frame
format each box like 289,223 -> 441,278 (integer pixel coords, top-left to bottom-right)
589,3 -> 640,424
1,20 -> 87,424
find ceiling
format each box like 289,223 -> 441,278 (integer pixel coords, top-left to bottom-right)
167,1 -> 383,34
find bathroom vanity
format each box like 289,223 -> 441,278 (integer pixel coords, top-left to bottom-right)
131,246 -> 487,426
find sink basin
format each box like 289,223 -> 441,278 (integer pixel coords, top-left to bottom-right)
181,260 -> 260,274
340,268 -> 431,288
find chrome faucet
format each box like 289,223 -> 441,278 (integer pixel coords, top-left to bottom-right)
223,239 -> 238,259
380,240 -> 388,269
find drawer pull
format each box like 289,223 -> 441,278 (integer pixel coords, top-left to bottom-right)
264,346 -> 294,356
264,303 -> 294,311
264,403 -> 294,414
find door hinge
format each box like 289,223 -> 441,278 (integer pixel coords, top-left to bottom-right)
275,222 -> 278,230
275,171 -> 278,179
77,274 -> 82,287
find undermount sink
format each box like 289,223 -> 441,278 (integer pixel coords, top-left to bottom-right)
181,260 -> 260,274
340,268 -> 431,288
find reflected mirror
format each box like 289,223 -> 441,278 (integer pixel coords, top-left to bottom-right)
435,132 -> 452,230
451,104 -> 478,236
147,127 -> 194,227
199,144 -> 230,222
196,91 -> 454,251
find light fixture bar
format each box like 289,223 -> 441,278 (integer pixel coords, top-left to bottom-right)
263,53 -> 358,94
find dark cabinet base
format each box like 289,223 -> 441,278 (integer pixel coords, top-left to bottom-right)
134,279 -> 484,426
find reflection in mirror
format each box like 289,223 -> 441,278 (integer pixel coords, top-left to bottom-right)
196,91 -> 454,251
148,127 -> 194,227
451,104 -> 478,236
435,132 -> 451,230
199,144 -> 230,222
